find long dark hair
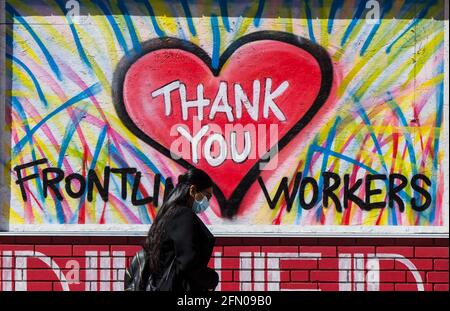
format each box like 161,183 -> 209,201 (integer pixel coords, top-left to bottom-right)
142,168 -> 213,283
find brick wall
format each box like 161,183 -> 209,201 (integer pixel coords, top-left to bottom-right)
0,236 -> 448,291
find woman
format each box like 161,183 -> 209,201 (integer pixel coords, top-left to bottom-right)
125,168 -> 219,291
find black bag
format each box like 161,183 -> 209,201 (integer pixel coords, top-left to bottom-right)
145,257 -> 177,291
124,249 -> 146,291
125,249 -> 188,291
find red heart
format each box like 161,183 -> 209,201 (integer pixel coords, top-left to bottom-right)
114,32 -> 333,217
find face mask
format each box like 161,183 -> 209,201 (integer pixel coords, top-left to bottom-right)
192,194 -> 210,214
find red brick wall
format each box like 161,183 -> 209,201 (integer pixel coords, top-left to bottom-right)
0,236 -> 448,291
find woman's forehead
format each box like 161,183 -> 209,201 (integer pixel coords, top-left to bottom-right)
192,185 -> 213,194
203,187 -> 213,193
203,187 -> 213,195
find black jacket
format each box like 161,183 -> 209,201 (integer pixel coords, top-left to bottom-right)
125,205 -> 219,291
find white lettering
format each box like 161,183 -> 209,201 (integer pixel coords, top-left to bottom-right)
150,78 -> 288,121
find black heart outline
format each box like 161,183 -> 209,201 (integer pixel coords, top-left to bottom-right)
112,31 -> 333,219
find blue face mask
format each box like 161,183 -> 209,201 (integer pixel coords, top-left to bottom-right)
192,195 -> 210,214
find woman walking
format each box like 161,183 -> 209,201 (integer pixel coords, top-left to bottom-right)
125,168 -> 219,291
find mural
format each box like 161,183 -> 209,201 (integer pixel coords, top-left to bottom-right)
1,0 -> 448,232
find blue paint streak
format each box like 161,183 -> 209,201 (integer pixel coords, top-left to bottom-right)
303,136 -> 320,179
57,108 -> 87,169
386,0 -> 436,53
14,98 -> 66,225
110,146 -> 151,224
141,0 -> 165,37
166,2 -> 187,40
232,1 -> 257,39
176,20 -> 188,40
328,0 -> 343,34
5,4 -> 62,80
53,201 -> 66,224
118,1 -> 142,53
340,0 -> 367,47
295,135 -> 319,224
55,0 -> 92,70
386,95 -> 418,177
390,201 -> 398,225
219,0 -> 231,32
92,0 -> 129,55
430,78 -> 444,223
109,145 -> 140,192
360,0 -> 393,56
90,126 -> 108,171
253,0 -> 265,27
109,133 -> 164,224
316,117 -> 341,220
211,14 -> 220,71
7,53 -> 49,108
356,106 -> 389,174
360,24 -> 381,56
304,0 -> 316,43
13,83 -> 102,155
68,21 -> 93,69
313,145 -> 380,175
180,0 -> 197,36
11,98 -> 46,202
120,140 -> 162,180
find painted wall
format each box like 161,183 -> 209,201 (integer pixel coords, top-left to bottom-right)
0,236 -> 448,291
1,0 -> 449,235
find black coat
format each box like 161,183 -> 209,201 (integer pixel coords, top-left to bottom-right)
125,205 -> 219,291
159,205 -> 219,290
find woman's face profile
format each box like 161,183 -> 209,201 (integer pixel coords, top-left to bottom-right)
191,186 -> 213,202
188,185 -> 213,213
196,187 -> 213,202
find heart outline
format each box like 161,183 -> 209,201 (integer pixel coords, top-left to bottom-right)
112,31 -> 334,218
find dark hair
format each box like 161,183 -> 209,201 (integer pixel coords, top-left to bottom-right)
141,168 -> 213,288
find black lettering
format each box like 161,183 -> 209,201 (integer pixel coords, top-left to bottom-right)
299,177 -> 319,210
111,168 -> 137,200
258,176 -> 287,210
388,174 -> 408,212
13,158 -> 48,201
411,174 -> 432,212
365,174 -> 387,210
344,174 -> 366,210
322,172 -> 342,212
87,167 -> 110,202
131,172 -> 153,206
65,173 -> 86,199
153,174 -> 161,207
42,167 -> 64,201
258,173 -> 302,212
